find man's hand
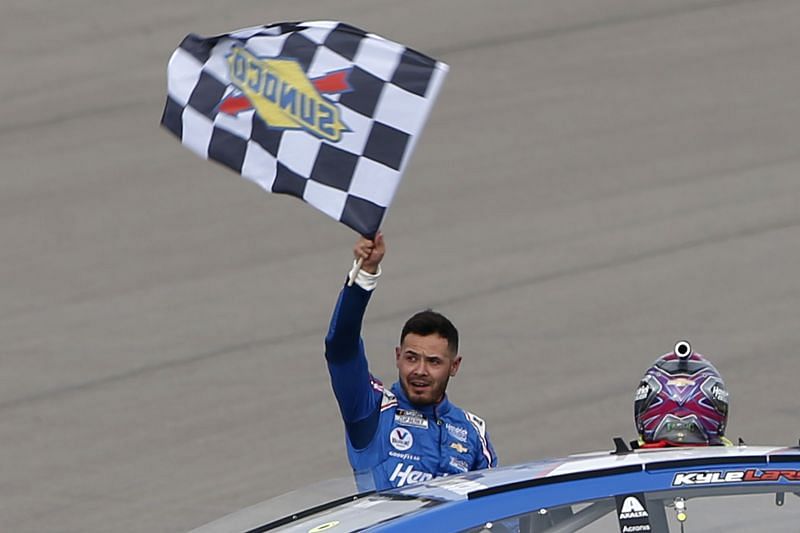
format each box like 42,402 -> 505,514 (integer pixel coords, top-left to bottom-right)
354,232 -> 385,274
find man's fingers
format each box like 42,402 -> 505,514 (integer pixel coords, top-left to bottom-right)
354,238 -> 375,260
353,234 -> 383,264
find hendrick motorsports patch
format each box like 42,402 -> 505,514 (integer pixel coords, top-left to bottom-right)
615,493 -> 651,533
672,469 -> 800,486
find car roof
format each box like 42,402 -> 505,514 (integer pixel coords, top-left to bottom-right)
394,444 -> 800,501
190,444 -> 800,532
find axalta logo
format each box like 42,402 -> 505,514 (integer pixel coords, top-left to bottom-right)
672,469 -> 800,486
618,496 -> 648,520
221,46 -> 350,141
389,463 -> 433,487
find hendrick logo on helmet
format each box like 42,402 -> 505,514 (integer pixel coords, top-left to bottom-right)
710,383 -> 729,402
634,384 -> 650,401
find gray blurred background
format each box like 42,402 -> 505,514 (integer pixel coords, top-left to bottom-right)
2,0 -> 799,531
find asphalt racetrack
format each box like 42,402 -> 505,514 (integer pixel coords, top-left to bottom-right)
2,1 -> 799,531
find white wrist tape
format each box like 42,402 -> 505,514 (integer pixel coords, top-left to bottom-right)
352,260 -> 381,291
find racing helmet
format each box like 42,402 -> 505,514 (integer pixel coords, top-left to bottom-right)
634,341 -> 729,446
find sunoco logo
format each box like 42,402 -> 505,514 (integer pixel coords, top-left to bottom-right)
221,46 -> 350,141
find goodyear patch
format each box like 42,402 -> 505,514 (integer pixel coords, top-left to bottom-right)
222,46 -> 350,141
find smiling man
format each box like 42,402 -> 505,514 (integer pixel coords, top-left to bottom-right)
325,233 -> 497,491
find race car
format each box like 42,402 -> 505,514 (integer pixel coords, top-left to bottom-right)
190,439 -> 800,532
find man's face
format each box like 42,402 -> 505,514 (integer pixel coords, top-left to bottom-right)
396,333 -> 461,406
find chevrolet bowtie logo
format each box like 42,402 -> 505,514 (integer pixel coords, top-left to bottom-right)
450,442 -> 468,454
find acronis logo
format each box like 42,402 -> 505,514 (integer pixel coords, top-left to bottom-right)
221,46 -> 351,142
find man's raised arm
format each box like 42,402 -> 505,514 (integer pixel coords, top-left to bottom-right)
324,233 -> 386,449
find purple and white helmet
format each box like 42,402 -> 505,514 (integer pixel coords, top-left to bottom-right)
634,341 -> 729,446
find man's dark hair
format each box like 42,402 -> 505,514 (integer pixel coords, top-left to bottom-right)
400,310 -> 459,355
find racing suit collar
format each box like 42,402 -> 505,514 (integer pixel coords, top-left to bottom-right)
391,381 -> 452,419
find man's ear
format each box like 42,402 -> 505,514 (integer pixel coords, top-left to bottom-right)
395,346 -> 401,367
450,355 -> 463,377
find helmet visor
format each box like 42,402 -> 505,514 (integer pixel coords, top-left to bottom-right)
652,414 -> 709,444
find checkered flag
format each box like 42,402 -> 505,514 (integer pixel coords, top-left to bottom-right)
161,21 -> 449,238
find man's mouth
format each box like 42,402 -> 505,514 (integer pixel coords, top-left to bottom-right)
409,380 -> 430,390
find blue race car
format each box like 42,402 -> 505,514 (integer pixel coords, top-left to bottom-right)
190,440 -> 800,532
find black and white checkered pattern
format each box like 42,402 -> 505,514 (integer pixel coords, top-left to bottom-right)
161,21 -> 449,237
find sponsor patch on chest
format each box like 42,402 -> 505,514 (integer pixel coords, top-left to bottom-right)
450,442 -> 469,454
389,450 -> 421,462
449,456 -> 470,473
389,427 -> 414,451
446,423 -> 468,442
395,409 -> 429,429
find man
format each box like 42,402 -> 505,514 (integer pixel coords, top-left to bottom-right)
325,232 -> 497,491
633,340 -> 732,448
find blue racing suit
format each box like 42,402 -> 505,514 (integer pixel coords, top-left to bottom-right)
325,273 -> 498,492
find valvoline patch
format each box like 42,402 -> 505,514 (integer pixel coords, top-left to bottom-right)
220,46 -> 351,142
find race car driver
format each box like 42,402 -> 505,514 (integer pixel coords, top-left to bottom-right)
325,232 -> 498,491
634,340 -> 733,448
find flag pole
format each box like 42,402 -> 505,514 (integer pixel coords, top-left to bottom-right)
347,227 -> 380,286
347,257 -> 364,287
